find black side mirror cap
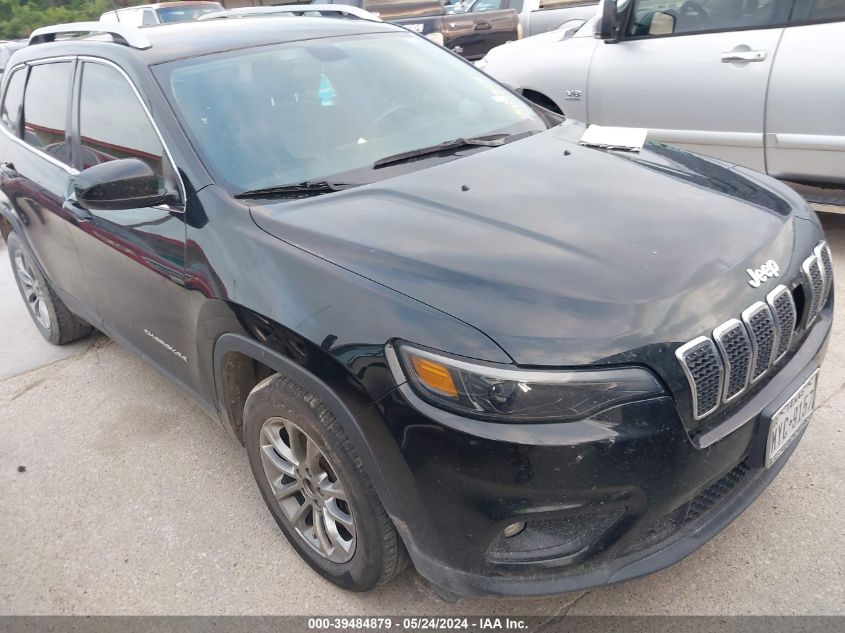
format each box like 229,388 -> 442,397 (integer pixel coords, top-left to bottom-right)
594,0 -> 620,42
74,158 -> 168,211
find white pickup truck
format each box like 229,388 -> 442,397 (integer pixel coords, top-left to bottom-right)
457,0 -> 597,37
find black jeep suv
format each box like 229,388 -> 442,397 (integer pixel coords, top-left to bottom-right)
0,17 -> 833,598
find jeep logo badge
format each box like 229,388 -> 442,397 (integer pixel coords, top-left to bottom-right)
747,260 -> 780,288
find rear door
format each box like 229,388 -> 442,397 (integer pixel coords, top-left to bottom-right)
588,0 -> 792,172
445,1 -> 519,59
765,0 -> 845,184
0,59 -> 97,322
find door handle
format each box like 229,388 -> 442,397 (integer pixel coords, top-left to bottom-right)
63,199 -> 92,223
474,21 -> 492,30
721,50 -> 767,63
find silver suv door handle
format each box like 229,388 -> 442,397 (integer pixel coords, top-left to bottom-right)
721,50 -> 767,63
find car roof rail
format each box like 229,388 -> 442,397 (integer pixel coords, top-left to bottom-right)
28,22 -> 152,50
199,4 -> 382,23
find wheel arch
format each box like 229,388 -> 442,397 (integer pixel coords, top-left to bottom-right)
519,88 -> 564,116
0,199 -> 23,243
211,332 -> 416,548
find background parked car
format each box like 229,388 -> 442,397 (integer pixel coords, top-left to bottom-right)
0,40 -> 25,81
480,0 -> 845,212
101,1 -> 224,25
312,0 -> 520,58
458,0 -> 597,37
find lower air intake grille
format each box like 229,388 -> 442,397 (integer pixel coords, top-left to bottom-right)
685,457 -> 751,524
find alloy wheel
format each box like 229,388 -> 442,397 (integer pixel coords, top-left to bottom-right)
259,416 -> 356,563
13,249 -> 50,331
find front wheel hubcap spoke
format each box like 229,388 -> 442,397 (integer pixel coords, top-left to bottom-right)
259,416 -> 356,563
319,479 -> 347,502
324,499 -> 354,529
273,478 -> 303,501
14,252 -> 50,329
313,509 -> 333,555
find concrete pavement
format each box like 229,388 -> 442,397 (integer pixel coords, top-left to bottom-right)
1,215 -> 843,616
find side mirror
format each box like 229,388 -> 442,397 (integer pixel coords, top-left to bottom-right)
74,158 -> 168,211
594,0 -> 620,41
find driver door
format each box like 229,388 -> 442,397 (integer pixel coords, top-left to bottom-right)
588,0 -> 793,171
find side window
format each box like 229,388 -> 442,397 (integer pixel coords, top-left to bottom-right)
472,0 -> 505,11
0,67 -> 26,136
628,0 -> 791,37
22,62 -> 74,165
537,0 -> 585,10
142,10 -> 157,25
800,0 -> 845,21
78,62 -> 164,182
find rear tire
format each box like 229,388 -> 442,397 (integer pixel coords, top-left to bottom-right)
243,373 -> 409,591
6,231 -> 92,345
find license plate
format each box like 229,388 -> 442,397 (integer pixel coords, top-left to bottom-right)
766,370 -> 818,468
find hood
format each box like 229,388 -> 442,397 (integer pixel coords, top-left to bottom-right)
482,25 -> 578,64
250,121 -> 808,366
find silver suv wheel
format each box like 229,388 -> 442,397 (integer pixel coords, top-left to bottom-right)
13,248 -> 50,331
259,416 -> 356,563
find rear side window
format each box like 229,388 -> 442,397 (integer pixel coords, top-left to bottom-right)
78,62 -> 164,179
0,67 -> 26,136
793,0 -> 845,22
22,62 -> 74,165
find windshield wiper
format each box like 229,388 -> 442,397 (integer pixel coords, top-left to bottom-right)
372,134 -> 511,168
235,181 -> 358,199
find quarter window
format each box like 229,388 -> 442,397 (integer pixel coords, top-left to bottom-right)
628,0 -> 791,37
0,67 -> 26,136
78,62 -> 164,180
22,62 -> 74,165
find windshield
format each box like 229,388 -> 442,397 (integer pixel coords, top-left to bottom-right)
156,4 -> 224,23
158,32 -> 546,193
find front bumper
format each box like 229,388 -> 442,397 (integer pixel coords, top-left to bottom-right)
368,307 -> 832,597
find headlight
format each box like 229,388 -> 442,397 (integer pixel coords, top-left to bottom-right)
387,342 -> 664,422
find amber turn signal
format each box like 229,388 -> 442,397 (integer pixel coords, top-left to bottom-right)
410,355 -> 459,398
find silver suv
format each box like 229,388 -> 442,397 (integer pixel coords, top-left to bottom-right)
480,0 -> 845,211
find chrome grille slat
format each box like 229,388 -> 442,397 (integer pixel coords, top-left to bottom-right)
802,254 -> 824,326
676,242 -> 829,421
815,242 -> 833,312
676,337 -> 723,420
713,319 -> 752,403
742,301 -> 777,383
767,284 -> 797,364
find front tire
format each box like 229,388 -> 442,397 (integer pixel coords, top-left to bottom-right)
6,231 -> 92,345
243,374 -> 408,591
